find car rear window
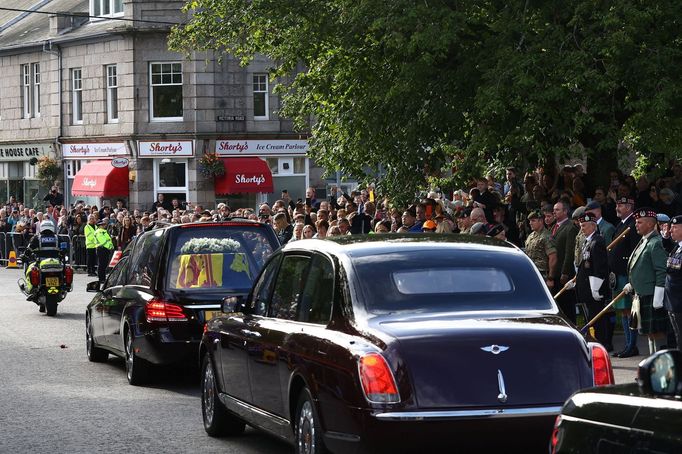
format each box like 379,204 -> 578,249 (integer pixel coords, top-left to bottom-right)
351,249 -> 552,313
166,225 -> 276,292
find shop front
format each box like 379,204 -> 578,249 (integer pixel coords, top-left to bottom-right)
214,139 -> 309,208
63,142 -> 130,208
0,143 -> 56,209
138,140 -> 194,205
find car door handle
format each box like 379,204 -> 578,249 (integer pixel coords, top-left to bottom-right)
240,329 -> 261,338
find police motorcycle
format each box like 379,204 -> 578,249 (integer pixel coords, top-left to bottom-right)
17,220 -> 74,316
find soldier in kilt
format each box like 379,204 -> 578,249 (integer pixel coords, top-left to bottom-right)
624,207 -> 668,355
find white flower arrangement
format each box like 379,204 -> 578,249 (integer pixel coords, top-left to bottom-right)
180,238 -> 241,254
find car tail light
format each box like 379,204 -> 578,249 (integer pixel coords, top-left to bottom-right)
358,353 -> 400,403
29,267 -> 40,286
145,299 -> 187,322
590,342 -> 614,386
550,414 -> 562,454
64,266 -> 74,285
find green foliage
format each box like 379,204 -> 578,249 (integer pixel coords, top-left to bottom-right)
170,0 -> 682,200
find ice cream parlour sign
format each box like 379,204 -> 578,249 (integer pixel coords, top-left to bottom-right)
0,143 -> 55,161
62,142 -> 128,158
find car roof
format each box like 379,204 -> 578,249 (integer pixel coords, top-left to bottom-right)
149,219 -> 270,234
282,233 -> 522,259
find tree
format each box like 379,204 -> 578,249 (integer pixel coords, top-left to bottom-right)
169,0 -> 682,202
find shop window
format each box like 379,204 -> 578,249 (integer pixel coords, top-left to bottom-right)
154,159 -> 188,202
150,62 -> 183,121
106,64 -> 119,123
91,0 -> 123,18
71,68 -> 83,124
253,74 -> 268,120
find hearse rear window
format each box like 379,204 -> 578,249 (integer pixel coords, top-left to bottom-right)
166,226 -> 275,291
393,268 -> 512,294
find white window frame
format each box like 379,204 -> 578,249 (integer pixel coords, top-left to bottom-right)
72,68 -> 83,124
32,63 -> 41,118
90,0 -> 124,18
106,64 -> 119,123
22,64 -> 31,118
153,158 -> 189,201
66,160 -> 85,178
149,62 -> 183,122
253,73 -> 269,120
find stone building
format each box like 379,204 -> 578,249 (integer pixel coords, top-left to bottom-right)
0,0 -> 337,211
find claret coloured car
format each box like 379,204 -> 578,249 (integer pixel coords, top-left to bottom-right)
199,234 -> 614,453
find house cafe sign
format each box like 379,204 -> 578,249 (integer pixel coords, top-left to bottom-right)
0,143 -> 54,161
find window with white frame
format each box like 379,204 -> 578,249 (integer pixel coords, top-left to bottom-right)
91,0 -> 124,18
66,160 -> 84,178
150,62 -> 183,121
32,63 -> 41,117
71,68 -> 83,124
21,63 -> 41,119
253,74 -> 268,119
22,64 -> 30,118
106,64 -> 119,122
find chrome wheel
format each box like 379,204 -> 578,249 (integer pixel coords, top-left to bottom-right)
297,400 -> 315,454
203,360 -> 216,425
85,314 -> 107,362
86,317 -> 93,356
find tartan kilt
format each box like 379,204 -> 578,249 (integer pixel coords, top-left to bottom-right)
638,294 -> 669,335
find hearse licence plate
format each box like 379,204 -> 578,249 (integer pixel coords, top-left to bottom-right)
204,310 -> 222,321
45,277 -> 60,287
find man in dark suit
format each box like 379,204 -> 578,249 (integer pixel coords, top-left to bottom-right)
551,200 -> 579,323
608,197 -> 641,357
664,215 -> 682,349
573,213 -> 611,349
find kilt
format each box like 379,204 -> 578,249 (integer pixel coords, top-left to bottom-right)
636,294 -> 669,335
613,274 -> 632,310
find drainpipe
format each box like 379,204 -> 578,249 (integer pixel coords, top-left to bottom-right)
43,40 -> 65,206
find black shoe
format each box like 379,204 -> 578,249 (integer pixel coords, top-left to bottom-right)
38,304 -> 45,313
88,273 -> 97,277
618,347 -> 640,358
611,349 -> 626,357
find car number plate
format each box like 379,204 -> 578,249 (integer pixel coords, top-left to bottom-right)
45,277 -> 60,287
204,310 -> 222,321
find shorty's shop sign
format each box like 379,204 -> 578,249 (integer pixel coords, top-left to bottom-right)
138,141 -> 194,157
62,142 -> 127,158
0,143 -> 54,161
215,139 -> 308,156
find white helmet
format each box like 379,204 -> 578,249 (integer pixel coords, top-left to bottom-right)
40,220 -> 55,234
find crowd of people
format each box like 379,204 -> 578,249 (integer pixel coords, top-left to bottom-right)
1,160 -> 681,358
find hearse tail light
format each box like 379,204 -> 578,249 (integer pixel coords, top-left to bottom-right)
590,343 -> 614,386
358,353 -> 400,404
64,266 -> 74,285
550,414 -> 562,454
145,299 -> 187,322
29,267 -> 40,286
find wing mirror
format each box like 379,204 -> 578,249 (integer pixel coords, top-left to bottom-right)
222,296 -> 246,313
86,281 -> 102,293
637,349 -> 682,396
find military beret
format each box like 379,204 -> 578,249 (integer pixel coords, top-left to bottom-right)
634,207 -> 657,219
657,213 -> 670,223
571,206 -> 586,221
585,200 -> 601,210
578,213 -> 597,224
615,196 -> 635,205
527,210 -> 543,220
671,215 -> 682,225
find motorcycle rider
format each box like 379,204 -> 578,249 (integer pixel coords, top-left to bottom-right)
23,220 -> 61,271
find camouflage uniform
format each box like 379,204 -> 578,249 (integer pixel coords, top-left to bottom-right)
525,229 -> 557,278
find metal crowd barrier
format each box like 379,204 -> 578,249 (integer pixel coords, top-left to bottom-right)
0,232 -> 87,269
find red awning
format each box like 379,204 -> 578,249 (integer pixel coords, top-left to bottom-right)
71,160 -> 129,197
214,157 -> 274,194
